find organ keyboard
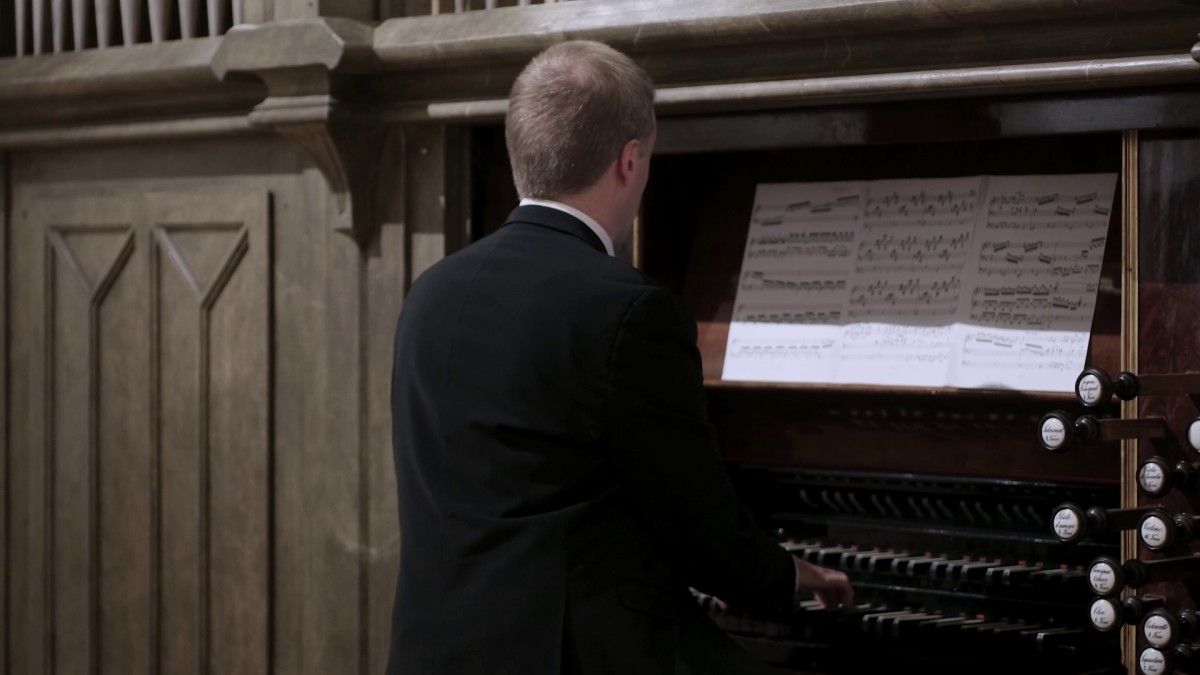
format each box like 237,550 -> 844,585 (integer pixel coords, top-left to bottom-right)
693,467 -> 1123,674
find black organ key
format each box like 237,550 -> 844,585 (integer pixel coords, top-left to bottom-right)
918,617 -> 974,635
861,610 -> 909,633
1036,627 -> 1087,652
954,560 -> 1004,582
929,557 -> 972,580
860,550 -> 907,572
990,563 -> 1042,586
888,552 -> 940,571
935,618 -> 987,635
883,612 -> 941,636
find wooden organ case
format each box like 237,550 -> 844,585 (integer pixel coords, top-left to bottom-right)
469,62 -> 1200,675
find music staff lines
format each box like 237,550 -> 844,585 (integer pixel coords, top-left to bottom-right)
987,189 -> 1113,218
734,303 -> 844,325
740,271 -> 847,294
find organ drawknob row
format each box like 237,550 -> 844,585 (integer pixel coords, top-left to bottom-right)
1038,411 -> 1174,452
1052,503 -> 1157,543
1143,608 -> 1200,650
1087,554 -> 1200,598
1089,595 -> 1165,632
1138,457 -> 1199,498
1055,367 -> 1200,675
1074,367 -> 1200,410
1140,644 -> 1199,675
1138,510 -> 1200,551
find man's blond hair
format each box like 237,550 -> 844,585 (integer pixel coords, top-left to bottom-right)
505,41 -> 656,200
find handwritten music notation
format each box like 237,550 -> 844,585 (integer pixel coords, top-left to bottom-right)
734,302 -> 844,325
746,231 -> 853,260
740,271 -> 847,294
955,329 -> 1089,382
863,188 -> 978,220
848,277 -> 961,319
751,186 -> 863,227
987,190 -> 1112,218
723,173 -> 1117,391
726,338 -> 838,360
978,236 -> 1105,265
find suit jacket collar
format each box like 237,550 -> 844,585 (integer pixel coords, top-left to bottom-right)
503,204 -> 607,255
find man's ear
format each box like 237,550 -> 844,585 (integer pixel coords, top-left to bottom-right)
615,138 -> 640,185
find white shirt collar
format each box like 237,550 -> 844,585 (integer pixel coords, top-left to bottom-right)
519,198 -> 615,257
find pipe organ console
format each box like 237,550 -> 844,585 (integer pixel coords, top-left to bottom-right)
463,55 -> 1200,675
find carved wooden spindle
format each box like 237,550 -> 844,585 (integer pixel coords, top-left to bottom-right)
51,0 -> 66,51
205,0 -> 226,36
148,0 -> 166,41
95,0 -> 112,47
72,0 -> 89,50
178,0 -> 196,39
31,0 -> 47,54
16,0 -> 28,56
119,0 -> 138,44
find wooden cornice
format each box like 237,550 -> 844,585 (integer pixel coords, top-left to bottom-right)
0,0 -> 1197,250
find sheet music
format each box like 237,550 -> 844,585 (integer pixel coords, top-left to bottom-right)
722,173 -> 1117,392
837,177 -> 982,386
723,182 -> 860,383
949,174 -> 1116,390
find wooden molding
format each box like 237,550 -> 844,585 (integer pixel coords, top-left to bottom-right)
1120,129 -> 1139,675
213,19 -> 385,249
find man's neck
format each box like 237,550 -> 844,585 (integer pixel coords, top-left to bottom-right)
520,197 -> 615,256
551,193 -> 624,247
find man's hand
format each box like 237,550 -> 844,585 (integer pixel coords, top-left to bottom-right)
792,556 -> 854,611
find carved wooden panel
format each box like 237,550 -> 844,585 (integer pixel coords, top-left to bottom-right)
7,187 -> 270,675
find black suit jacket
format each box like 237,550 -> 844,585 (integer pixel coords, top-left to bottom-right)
387,205 -> 795,675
